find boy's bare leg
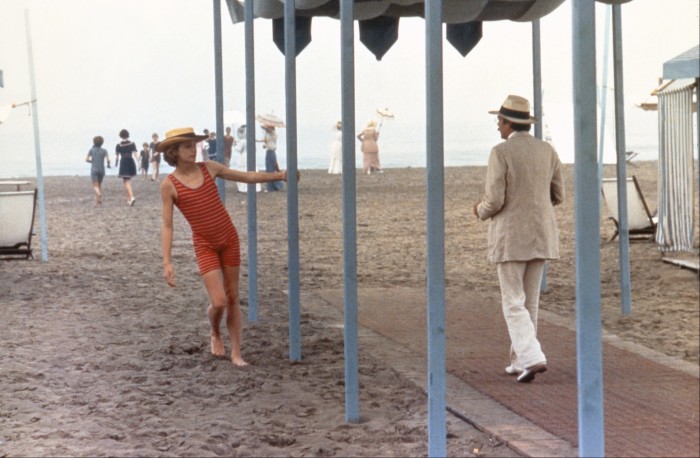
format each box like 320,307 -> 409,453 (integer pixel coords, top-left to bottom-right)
203,269 -> 228,357
207,304 -> 226,356
223,265 -> 248,366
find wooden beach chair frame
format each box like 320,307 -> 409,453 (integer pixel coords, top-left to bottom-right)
601,176 -> 658,242
0,189 -> 38,260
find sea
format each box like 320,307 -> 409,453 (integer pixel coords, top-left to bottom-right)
0,114 -> 681,179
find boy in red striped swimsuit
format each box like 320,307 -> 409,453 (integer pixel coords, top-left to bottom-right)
157,127 -> 295,366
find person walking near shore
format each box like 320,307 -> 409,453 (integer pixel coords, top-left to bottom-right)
260,125 -> 284,191
472,95 -> 565,383
224,126 -> 235,167
150,132 -> 161,182
328,120 -> 342,175
357,120 -> 382,175
158,127 -> 297,366
139,142 -> 150,181
115,128 -> 138,206
85,135 -> 110,206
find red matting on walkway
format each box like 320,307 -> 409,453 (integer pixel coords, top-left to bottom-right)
317,287 -> 700,457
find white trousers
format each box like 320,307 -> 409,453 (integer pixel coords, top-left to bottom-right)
497,260 -> 547,369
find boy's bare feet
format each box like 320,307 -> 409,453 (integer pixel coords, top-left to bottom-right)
210,334 -> 225,356
231,355 -> 249,367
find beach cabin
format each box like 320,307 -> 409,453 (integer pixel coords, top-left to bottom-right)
656,45 -> 699,264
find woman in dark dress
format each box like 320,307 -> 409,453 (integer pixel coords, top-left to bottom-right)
115,128 -> 138,206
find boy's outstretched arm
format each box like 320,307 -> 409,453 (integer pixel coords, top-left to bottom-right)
160,180 -> 177,287
206,160 -> 299,184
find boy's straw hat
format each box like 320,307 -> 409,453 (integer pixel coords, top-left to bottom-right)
488,95 -> 537,124
155,127 -> 208,152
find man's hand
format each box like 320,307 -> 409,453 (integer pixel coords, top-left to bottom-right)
472,202 -> 480,218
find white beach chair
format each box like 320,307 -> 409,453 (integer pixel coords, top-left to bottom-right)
0,189 -> 37,259
601,176 -> 658,242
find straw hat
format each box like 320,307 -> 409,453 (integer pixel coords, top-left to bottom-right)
488,95 -> 537,124
155,127 -> 208,152
365,119 -> 377,129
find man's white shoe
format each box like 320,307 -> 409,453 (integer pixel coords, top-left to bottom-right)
505,364 -> 522,375
516,363 -> 547,383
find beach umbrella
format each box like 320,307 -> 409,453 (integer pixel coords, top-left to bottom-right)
224,109 -> 245,126
376,107 -> 394,131
256,112 -> 286,128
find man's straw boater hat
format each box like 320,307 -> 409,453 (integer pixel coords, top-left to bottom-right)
489,95 -> 537,124
155,127 -> 208,152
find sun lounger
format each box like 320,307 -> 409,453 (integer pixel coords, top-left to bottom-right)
0,189 -> 37,259
601,176 -> 658,242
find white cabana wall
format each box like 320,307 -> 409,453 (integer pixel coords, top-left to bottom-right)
656,79 -> 697,252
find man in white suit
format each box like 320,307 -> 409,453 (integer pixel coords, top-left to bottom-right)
473,94 -> 565,383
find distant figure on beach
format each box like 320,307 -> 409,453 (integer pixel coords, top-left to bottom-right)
328,120 -> 342,175
115,128 -> 138,206
472,95 -> 565,383
149,133 -> 161,182
158,127 -> 298,365
224,126 -> 235,167
139,142 -> 150,180
234,125 -> 260,193
196,128 -> 209,162
206,131 -> 217,160
85,135 -> 110,206
357,119 -> 382,175
259,125 -> 284,191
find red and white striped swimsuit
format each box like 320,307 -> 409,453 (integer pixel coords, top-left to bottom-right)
168,163 -> 240,274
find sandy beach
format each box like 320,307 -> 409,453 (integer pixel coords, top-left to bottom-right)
1,161 -> 698,457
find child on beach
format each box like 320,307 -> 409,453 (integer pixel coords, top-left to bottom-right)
115,128 -> 138,206
85,135 -> 110,205
139,142 -> 150,180
157,127 -> 298,366
149,133 -> 161,182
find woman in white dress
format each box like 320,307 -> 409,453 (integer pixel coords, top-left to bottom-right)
235,125 -> 260,193
328,121 -> 342,175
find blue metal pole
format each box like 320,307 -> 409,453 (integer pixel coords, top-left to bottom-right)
572,2 -> 605,456
532,19 -> 547,292
24,9 -> 47,262
244,0 -> 259,321
612,4 -> 632,315
425,2 -> 446,456
284,0 -> 301,362
597,5 -> 612,183
213,0 -> 225,201
340,0 -> 359,424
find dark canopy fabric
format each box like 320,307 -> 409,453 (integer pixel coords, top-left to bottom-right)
226,0 -> 633,59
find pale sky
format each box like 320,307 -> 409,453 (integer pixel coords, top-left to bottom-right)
1,0 -> 698,176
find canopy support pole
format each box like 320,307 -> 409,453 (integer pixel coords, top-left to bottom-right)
532,19 -> 548,292
425,2 -> 446,456
340,0 -> 360,423
213,0 -> 225,200
284,0 -> 302,362
24,9 -> 47,262
244,0 -> 259,321
612,3 -> 632,315
573,1 -> 606,456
